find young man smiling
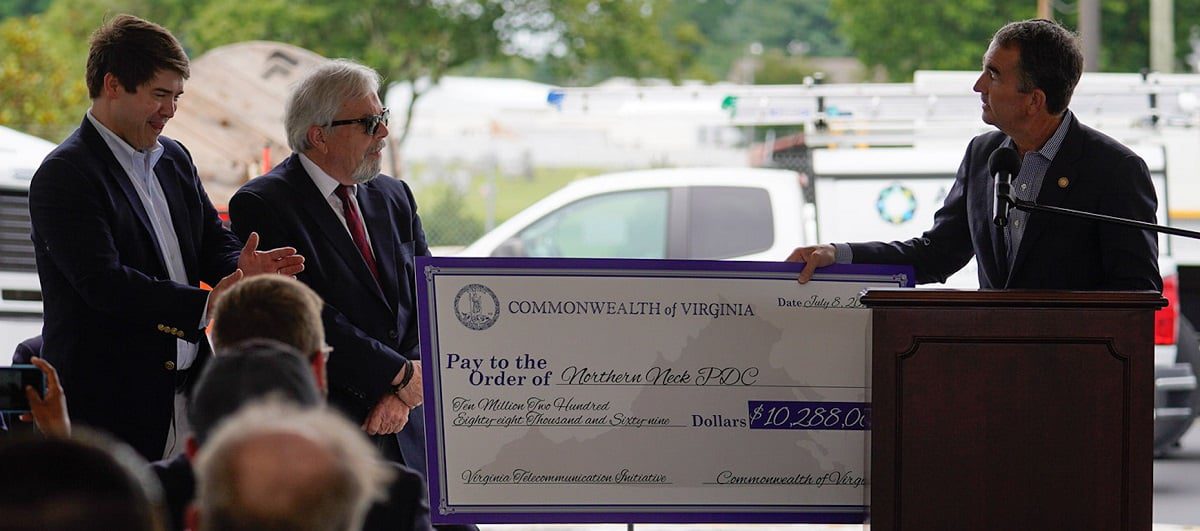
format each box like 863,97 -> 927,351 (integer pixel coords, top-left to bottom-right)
28,14 -> 304,462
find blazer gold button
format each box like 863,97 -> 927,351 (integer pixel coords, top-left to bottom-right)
165,361 -> 176,371
157,324 -> 165,331
176,331 -> 184,338
1057,177 -> 1069,188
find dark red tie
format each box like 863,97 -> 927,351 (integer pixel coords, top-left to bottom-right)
335,185 -> 380,283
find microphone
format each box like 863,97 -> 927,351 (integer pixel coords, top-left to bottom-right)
990,147 -> 1021,227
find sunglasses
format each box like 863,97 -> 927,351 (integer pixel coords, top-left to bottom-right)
329,108 -> 389,136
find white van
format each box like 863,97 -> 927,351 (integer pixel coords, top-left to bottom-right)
0,126 -> 51,362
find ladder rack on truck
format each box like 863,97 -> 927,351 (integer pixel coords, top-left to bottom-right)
550,71 -> 1200,225
551,71 -> 1200,131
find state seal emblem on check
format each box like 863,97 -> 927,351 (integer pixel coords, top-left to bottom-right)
454,283 -> 500,330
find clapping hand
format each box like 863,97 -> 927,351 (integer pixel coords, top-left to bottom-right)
238,232 -> 305,277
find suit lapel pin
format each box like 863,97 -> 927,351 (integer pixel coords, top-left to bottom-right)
1057,177 -> 1069,188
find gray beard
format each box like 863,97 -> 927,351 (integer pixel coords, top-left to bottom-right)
351,155 -> 381,184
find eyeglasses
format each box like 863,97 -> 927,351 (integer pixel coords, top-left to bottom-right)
329,108 -> 389,136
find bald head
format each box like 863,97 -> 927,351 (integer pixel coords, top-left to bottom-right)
227,432 -> 340,523
193,402 -> 392,531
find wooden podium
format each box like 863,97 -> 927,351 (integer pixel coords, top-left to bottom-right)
860,289 -> 1164,531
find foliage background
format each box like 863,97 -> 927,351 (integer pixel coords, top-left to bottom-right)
2,0 -> 1198,142
1,0 -> 1197,245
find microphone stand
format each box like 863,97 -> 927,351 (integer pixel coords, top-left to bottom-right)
1003,195 -> 1200,240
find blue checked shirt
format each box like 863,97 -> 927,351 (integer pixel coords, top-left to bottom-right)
1003,110 -> 1074,267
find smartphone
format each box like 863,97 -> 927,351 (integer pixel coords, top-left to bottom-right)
0,365 -> 45,413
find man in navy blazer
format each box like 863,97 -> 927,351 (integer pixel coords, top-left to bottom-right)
229,60 -> 429,477
790,19 -> 1161,292
27,15 -> 303,462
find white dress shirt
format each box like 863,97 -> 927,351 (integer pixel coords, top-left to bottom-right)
86,111 -> 200,369
298,153 -> 377,255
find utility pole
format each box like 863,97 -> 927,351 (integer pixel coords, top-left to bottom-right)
1037,0 -> 1051,20
1079,0 -> 1101,71
1150,0 -> 1175,73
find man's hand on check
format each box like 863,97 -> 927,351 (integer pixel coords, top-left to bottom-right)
786,244 -> 836,284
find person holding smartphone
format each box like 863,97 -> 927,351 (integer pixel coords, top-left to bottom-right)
0,356 -> 68,438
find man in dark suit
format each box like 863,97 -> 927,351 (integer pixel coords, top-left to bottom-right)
789,19 -> 1161,292
229,59 -> 428,476
27,15 -> 303,462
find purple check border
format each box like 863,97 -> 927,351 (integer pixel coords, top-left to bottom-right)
416,257 -> 913,525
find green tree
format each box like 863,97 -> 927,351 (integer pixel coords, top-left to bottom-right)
830,0 -> 1031,80
831,0 -> 1200,79
11,0 -> 207,140
183,0 -> 504,146
526,0 -> 682,84
753,49 -> 816,85
0,0 -> 50,18
1057,0 -> 1200,72
0,15 -> 87,141
421,185 -> 485,246
181,0 -> 682,148
661,0 -> 847,82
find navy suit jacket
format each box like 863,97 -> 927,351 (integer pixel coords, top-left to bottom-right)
28,117 -> 241,460
849,117 -> 1162,291
229,155 -> 431,474
150,453 -> 194,531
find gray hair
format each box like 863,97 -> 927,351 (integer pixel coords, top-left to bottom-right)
194,401 -> 393,531
285,59 -> 381,153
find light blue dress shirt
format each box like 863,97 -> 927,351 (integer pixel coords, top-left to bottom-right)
86,111 -> 200,370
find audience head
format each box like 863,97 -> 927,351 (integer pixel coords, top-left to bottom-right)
0,430 -> 166,531
192,401 -> 393,531
211,275 -> 325,354
187,339 -> 322,447
209,275 -> 329,392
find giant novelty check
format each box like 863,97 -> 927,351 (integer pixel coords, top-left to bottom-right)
416,257 -> 912,525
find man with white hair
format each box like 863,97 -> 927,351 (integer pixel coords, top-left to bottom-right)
228,59 -> 429,478
189,401 -> 393,531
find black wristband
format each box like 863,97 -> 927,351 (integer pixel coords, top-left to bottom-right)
393,359 -> 415,394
